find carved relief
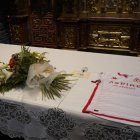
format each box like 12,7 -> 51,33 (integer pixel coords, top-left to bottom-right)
125,0 -> 139,13
87,0 -> 98,14
31,13 -> 57,47
57,0 -> 140,55
77,0 -> 140,16
106,0 -> 117,9
88,24 -> 130,49
32,18 -> 41,28
61,26 -> 77,48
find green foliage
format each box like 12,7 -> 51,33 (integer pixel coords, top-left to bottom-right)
40,74 -> 72,99
0,46 -> 72,100
0,46 -> 48,93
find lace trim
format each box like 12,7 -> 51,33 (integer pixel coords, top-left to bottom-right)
0,100 -> 140,140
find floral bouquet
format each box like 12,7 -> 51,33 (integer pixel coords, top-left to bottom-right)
0,46 -> 72,99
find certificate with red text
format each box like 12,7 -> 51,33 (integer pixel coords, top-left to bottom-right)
83,72 -> 140,126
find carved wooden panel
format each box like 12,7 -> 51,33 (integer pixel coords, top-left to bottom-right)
30,12 -> 57,47
59,24 -> 78,49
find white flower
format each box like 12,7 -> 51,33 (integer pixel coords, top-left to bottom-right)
26,62 -> 56,88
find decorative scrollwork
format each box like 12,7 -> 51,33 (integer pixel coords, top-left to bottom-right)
61,26 -> 77,48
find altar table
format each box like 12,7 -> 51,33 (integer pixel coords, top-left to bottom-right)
0,43 -> 140,140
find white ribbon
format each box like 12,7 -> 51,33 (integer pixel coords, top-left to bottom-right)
26,62 -> 60,88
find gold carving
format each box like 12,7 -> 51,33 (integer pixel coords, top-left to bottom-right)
32,18 -> 41,28
89,25 -> 130,49
125,0 -> 139,13
78,0 -> 140,16
87,0 -> 98,14
61,26 -> 77,48
31,13 -> 57,47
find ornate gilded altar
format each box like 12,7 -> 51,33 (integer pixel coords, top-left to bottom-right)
57,0 -> 140,55
7,0 -> 140,55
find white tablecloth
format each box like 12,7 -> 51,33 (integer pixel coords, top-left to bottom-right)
0,43 -> 140,140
